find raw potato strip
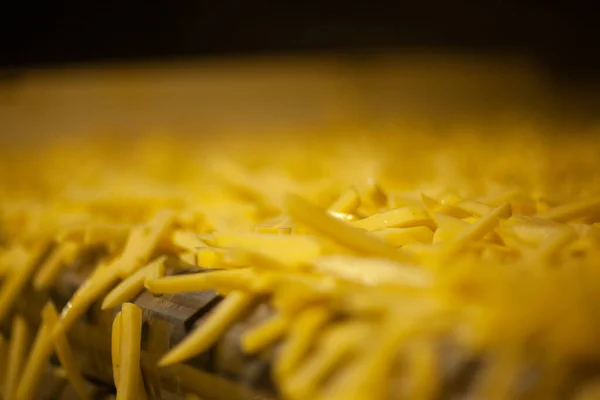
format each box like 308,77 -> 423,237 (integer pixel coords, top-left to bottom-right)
111,311 -> 147,400
147,258 -> 167,282
53,265 -> 121,338
42,302 -> 91,400
432,213 -> 470,243
275,306 -> 330,381
159,290 -> 254,366
454,203 -> 512,245
4,315 -> 29,400
112,311 -> 122,389
102,256 -> 167,309
33,240 -> 79,290
0,249 -> 36,322
352,207 -> 432,231
15,319 -> 55,400
328,187 -> 360,214
117,303 -> 146,400
537,198 -> 600,222
146,268 -> 266,294
285,194 -> 411,263
118,209 -> 175,277
242,313 -> 290,354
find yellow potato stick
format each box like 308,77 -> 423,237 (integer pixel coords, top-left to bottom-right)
0,250 -> 35,322
112,311 -> 122,388
4,315 -> 29,400
117,303 -> 146,400
537,198 -> 600,223
241,314 -> 290,354
275,306 -> 330,381
328,186 -> 360,214
146,258 -> 167,282
53,265 -> 121,338
159,291 -> 254,366
146,269 -> 263,294
70,262 -> 110,301
454,203 -> 512,244
102,256 -> 167,309
119,209 -> 175,277
33,240 -> 79,290
15,322 -> 54,400
352,207 -> 432,231
42,302 -> 90,400
432,213 -> 470,243
285,195 -> 411,263
112,310 -> 148,400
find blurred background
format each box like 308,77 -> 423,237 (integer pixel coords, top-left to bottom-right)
1,1 -> 599,143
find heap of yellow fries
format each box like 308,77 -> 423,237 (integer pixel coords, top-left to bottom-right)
1,126 -> 600,400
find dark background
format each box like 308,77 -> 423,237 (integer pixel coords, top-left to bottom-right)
1,1 -> 599,83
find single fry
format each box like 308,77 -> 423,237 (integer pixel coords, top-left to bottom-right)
159,291 -> 254,366
102,256 -> 167,309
